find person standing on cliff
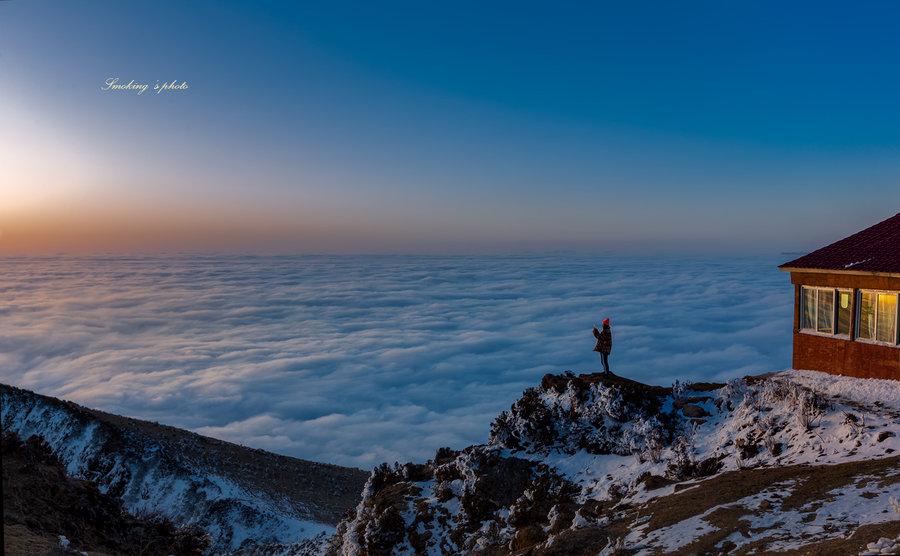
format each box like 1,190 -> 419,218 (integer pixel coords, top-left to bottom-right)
592,318 -> 613,374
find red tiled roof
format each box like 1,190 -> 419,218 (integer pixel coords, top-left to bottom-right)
779,213 -> 900,274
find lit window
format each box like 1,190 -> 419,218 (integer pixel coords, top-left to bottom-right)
857,290 -> 899,344
876,293 -> 898,344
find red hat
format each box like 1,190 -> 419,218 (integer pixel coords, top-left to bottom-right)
602,318 -> 610,326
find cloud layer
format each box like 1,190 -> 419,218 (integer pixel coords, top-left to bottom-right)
0,254 -> 792,468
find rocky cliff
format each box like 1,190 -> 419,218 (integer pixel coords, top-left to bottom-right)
327,370 -> 900,555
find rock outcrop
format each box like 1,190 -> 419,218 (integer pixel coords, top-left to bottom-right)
328,370 -> 900,555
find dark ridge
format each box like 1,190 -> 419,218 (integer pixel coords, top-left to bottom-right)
1,383 -> 369,526
2,432 -> 209,555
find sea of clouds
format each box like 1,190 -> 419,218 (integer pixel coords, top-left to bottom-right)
0,254 -> 791,468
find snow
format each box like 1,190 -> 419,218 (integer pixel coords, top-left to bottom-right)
627,509 -> 717,552
519,370 -> 900,511
539,451 -> 633,501
630,475 -> 900,554
477,369 -> 899,553
790,369 -> 900,411
860,535 -> 900,555
844,258 -> 873,268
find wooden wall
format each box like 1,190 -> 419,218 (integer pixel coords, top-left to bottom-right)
789,271 -> 900,291
792,332 -> 899,379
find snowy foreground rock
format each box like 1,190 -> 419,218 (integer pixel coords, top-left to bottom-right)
328,370 -> 900,555
0,384 -> 368,554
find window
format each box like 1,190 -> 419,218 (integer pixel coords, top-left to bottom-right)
857,290 -> 899,345
800,287 -> 836,334
816,290 -> 834,333
859,291 -> 876,340
801,287 -> 816,330
836,290 -> 853,336
876,293 -> 898,344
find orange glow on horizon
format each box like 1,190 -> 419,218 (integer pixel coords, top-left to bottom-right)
0,200 -> 322,253
0,200 -> 435,254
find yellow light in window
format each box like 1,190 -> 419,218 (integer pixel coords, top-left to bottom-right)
840,292 -> 850,309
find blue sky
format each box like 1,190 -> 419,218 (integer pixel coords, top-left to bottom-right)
1,1 -> 899,252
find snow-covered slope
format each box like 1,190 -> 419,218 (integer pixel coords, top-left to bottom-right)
0,384 -> 368,554
327,370 -> 900,555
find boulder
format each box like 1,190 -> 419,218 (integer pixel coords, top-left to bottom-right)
681,403 -> 711,418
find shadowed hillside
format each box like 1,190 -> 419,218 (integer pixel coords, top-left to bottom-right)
2,432 -> 209,555
1,385 -> 369,554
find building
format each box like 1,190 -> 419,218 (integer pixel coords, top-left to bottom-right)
779,213 -> 900,379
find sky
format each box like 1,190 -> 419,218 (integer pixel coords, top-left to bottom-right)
2,0 -> 899,253
0,254 -> 791,468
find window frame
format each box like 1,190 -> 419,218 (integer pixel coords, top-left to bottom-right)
800,286 -> 839,337
834,287 -> 853,338
855,289 -> 900,347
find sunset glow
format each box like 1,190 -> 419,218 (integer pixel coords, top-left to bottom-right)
3,1 -> 900,254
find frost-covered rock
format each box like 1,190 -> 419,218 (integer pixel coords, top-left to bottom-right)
329,370 -> 900,555
327,446 -> 579,555
489,372 -> 677,457
860,535 -> 900,555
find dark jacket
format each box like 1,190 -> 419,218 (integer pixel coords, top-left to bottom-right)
592,325 -> 612,354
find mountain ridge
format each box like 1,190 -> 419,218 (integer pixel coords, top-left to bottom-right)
0,383 -> 368,554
